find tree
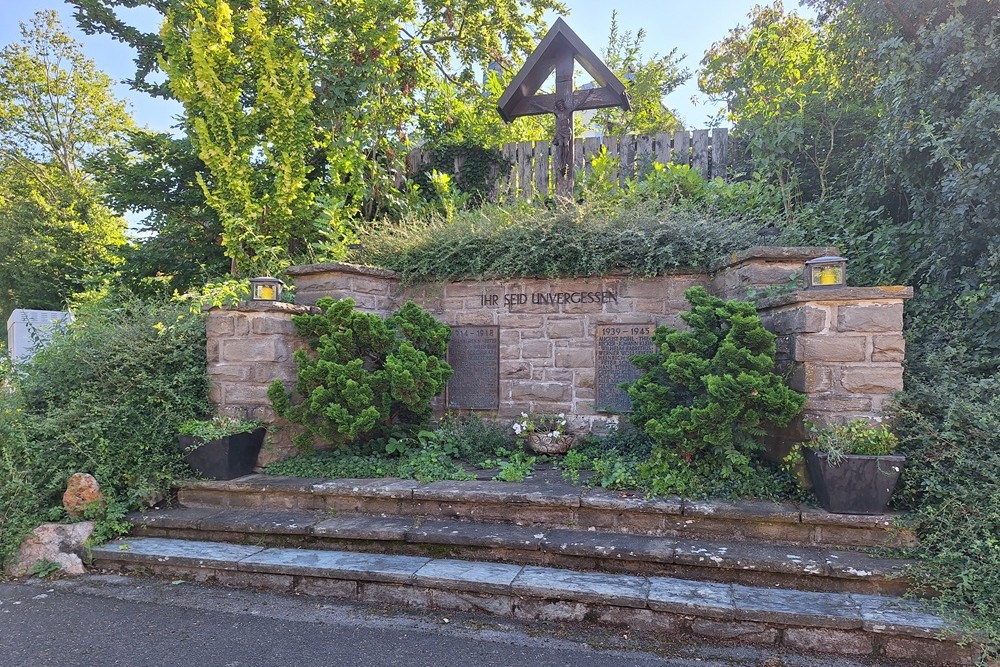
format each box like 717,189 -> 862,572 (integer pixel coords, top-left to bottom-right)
160,0 -> 317,276
90,131 -> 230,295
589,12 -> 687,137
70,0 -> 566,236
699,2 -> 856,212
0,11 -> 130,321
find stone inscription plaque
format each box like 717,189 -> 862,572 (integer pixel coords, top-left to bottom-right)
595,323 -> 655,413
446,326 -> 499,410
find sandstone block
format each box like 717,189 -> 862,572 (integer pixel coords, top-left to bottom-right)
547,319 -> 585,338
350,276 -> 394,295
520,340 -> 553,359
794,335 -> 867,362
883,636 -> 978,665
760,305 -> 828,335
783,628 -> 873,655
804,396 -> 874,412
788,364 -> 833,393
622,280 -> 668,300
63,473 -> 104,517
510,383 -> 571,402
207,365 -> 251,382
837,303 -> 903,332
840,367 -> 904,393
250,315 -> 298,335
206,313 -> 235,337
500,362 -> 531,379
555,348 -> 593,368
872,334 -> 906,362
221,338 -> 278,363
690,619 -> 777,644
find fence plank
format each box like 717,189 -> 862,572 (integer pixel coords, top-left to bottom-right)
673,131 -> 691,168
635,134 -> 654,177
518,141 -> 534,199
619,134 -> 637,185
602,135 -> 620,185
711,127 -> 729,180
534,140 -> 550,199
582,136 -> 602,175
500,143 -> 515,200
408,128 -> 731,201
692,129 -> 710,175
654,132 -> 672,165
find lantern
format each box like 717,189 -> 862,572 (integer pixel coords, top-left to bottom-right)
804,256 -> 847,289
249,277 -> 284,302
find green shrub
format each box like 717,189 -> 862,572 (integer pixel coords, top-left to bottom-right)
809,419 -> 899,461
627,286 -> 806,493
435,414 -> 515,467
351,200 -> 766,284
268,298 -> 453,451
0,299 -> 211,567
888,349 -> 1000,660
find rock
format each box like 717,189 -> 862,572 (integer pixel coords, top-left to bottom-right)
6,521 -> 95,578
63,473 -> 104,517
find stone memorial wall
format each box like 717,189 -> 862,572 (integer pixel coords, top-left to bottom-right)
205,247 -> 912,464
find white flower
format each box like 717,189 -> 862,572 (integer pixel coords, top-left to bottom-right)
521,412 -> 528,418
549,431 -> 560,438
558,413 -> 565,418
512,423 -> 523,435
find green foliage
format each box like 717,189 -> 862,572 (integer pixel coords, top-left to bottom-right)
177,415 -> 262,445
28,559 -> 63,579
434,414 -> 515,467
0,11 -> 130,326
628,286 -> 806,486
160,0 -> 317,277
887,349 -> 1000,661
590,11 -> 688,136
484,449 -> 536,483
354,199 -> 766,284
90,131 -> 229,295
808,419 -> 899,461
268,298 -> 452,451
0,298 -> 212,568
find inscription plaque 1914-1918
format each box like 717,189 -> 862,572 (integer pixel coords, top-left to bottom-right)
446,326 -> 499,410
595,323 -> 656,413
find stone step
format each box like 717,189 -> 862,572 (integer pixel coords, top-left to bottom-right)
90,536 -> 974,665
131,506 -> 912,596
176,475 -> 915,549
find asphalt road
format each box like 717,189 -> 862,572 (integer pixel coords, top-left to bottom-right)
0,575 -> 899,667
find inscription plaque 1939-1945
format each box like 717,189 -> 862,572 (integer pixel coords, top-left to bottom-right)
446,326 -> 499,410
595,323 -> 656,413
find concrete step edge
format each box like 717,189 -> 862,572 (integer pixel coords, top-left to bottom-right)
175,475 -> 915,549
90,536 -> 974,665
129,507 -> 913,587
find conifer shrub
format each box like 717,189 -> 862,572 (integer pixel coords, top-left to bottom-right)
627,286 -> 805,495
268,298 -> 453,451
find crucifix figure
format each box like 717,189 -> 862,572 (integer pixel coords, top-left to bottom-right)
497,18 -> 632,201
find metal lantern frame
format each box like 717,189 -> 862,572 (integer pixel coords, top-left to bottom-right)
249,276 -> 285,302
804,256 -> 848,289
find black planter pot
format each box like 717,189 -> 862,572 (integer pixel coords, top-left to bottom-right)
177,428 -> 266,480
804,449 -> 905,515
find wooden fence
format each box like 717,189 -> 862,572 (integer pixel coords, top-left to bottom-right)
406,128 -> 731,201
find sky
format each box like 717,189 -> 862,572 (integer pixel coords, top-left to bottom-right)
0,1 -> 816,132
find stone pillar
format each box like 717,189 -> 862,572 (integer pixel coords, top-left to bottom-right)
710,246 -> 839,300
206,301 -> 315,465
286,262 -> 401,313
756,286 -> 913,460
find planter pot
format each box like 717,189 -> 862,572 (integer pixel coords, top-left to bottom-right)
527,433 -> 575,455
804,449 -> 905,515
177,428 -> 266,480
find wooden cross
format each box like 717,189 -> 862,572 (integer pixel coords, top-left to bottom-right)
497,18 -> 632,201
